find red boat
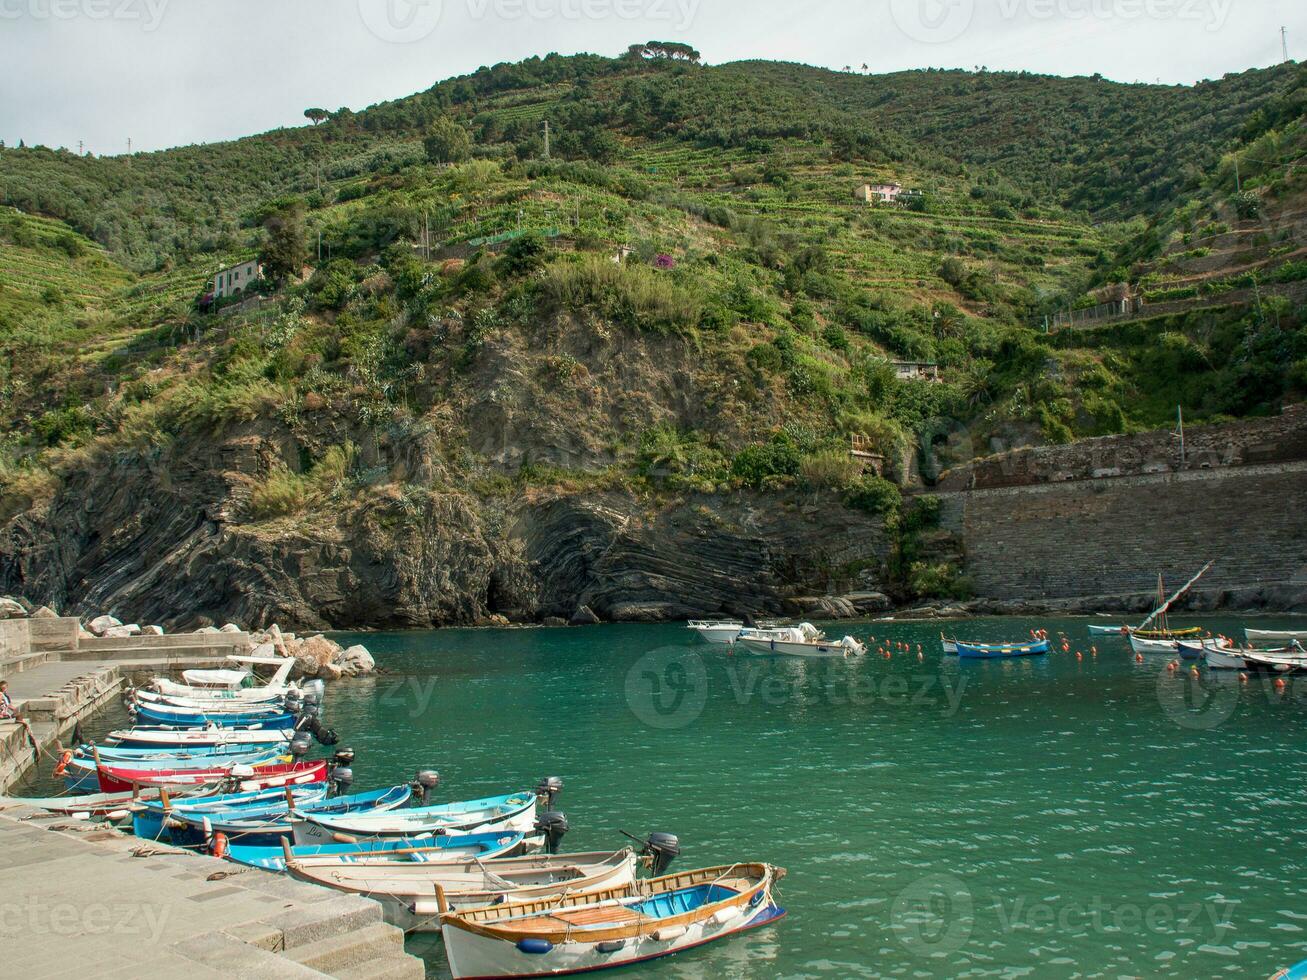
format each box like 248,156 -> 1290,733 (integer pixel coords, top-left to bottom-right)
96,759 -> 328,793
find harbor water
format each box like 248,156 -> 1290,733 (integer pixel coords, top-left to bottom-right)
26,615 -> 1307,977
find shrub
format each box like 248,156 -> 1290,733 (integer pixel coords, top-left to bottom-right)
731,434 -> 801,488
539,255 -> 701,333
798,449 -> 860,491
247,466 -> 309,520
842,474 -> 901,516
909,561 -> 973,600
746,343 -> 783,375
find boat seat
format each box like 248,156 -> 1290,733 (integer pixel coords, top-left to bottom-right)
513,905 -> 642,933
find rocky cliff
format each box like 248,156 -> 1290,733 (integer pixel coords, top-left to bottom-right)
0,433 -> 892,631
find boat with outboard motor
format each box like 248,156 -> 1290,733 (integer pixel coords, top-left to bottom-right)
734,623 -> 866,658
687,621 -> 745,644
225,829 -> 533,872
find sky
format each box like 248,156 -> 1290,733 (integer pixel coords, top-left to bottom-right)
0,0 -> 1303,154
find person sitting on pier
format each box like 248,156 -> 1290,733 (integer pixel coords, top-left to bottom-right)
0,679 -> 21,722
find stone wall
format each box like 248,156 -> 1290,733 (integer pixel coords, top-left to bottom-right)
0,620 -> 30,659
937,404 -> 1307,491
936,461 -> 1307,604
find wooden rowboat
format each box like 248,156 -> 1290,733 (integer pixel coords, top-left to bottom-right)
1245,628 -> 1307,645
227,830 -> 531,872
284,847 -> 639,931
954,639 -> 1049,659
439,862 -> 786,978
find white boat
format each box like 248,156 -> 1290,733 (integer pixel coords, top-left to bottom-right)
735,625 -> 865,659
283,848 -> 639,932
290,791 -> 539,845
154,656 -> 298,701
105,726 -> 293,749
133,688 -> 287,710
686,621 -> 745,645
1245,628 -> 1307,645
1087,624 -> 1128,636
439,862 -> 786,979
1130,634 -> 1224,655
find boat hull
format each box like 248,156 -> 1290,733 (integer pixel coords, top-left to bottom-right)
440,863 -> 785,979
227,830 -> 530,872
687,623 -> 743,645
954,639 -> 1049,659
291,793 -> 538,845
734,637 -> 853,658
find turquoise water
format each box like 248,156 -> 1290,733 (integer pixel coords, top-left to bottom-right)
25,615 -> 1307,977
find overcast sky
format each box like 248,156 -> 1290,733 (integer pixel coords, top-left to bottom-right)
1,0 -> 1303,154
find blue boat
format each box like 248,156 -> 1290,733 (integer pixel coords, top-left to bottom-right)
132,783 -> 331,842
143,785 -> 414,848
80,741 -> 268,762
1272,959 -> 1307,980
954,638 -> 1051,659
105,725 -> 294,749
132,704 -> 297,728
226,829 -> 530,872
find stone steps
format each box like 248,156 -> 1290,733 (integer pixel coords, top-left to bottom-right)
331,952 -> 427,980
284,921 -> 410,975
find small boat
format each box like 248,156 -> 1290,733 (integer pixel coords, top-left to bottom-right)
687,621 -> 744,645
954,638 -> 1049,659
151,785 -> 414,848
940,633 -> 957,654
1245,628 -> 1307,645
1087,624 -> 1128,636
1123,562 -> 1216,654
61,747 -> 288,792
1271,957 -> 1307,979
133,688 -> 288,710
105,725 -> 294,749
438,862 -> 786,979
226,830 -> 530,872
132,703 -> 294,728
98,758 -> 327,794
132,783 -> 331,841
735,624 -> 865,658
285,848 -> 640,931
290,791 -> 539,845
153,657 -> 309,702
5,784 -> 222,820
1130,634 -> 1224,656
1237,649 -> 1307,675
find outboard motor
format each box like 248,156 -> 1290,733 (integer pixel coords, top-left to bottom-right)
536,810 -> 569,854
332,748 -> 355,768
289,734 -> 313,758
535,776 -> 563,809
283,693 -> 303,714
315,725 -> 340,747
330,766 -> 354,795
410,770 -> 440,805
640,833 -> 681,875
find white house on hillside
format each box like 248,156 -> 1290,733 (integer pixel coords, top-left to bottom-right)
208,259 -> 263,300
855,182 -> 904,205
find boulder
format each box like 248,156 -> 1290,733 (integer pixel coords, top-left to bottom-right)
219,623 -> 243,634
481,614 -> 510,627
317,661 -> 344,682
251,641 -> 277,659
335,645 -> 375,676
0,597 -> 28,619
195,626 -> 221,634
141,625 -> 164,635
568,605 -> 601,626
88,615 -> 123,636
104,624 -> 142,638
542,616 -> 568,627
297,634 -> 343,670
31,605 -> 59,619
293,655 -> 320,679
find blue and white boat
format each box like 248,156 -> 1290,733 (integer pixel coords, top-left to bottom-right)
145,785 -> 413,847
132,703 -> 296,728
227,829 -> 531,871
954,638 -> 1050,659
105,724 -> 294,749
132,783 -> 330,840
290,791 -> 539,845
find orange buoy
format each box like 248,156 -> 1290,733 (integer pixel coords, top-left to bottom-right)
1076,651 -> 1083,661
1135,653 -> 1144,663
1167,661 -> 1178,672
210,832 -> 229,858
1091,646 -> 1097,655
1239,672 -> 1249,683
917,652 -> 924,661
1275,678 -> 1287,692
1190,666 -> 1200,677
52,750 -> 73,778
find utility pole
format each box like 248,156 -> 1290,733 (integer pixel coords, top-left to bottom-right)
1235,158 -> 1242,193
1283,26 -> 1290,64
542,120 -> 550,160
127,137 -> 132,154
317,230 -> 322,262
77,139 -> 83,156
1176,406 -> 1186,469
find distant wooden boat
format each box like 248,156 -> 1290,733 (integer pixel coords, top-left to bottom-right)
1087,624 -> 1128,635
954,638 -> 1049,659
439,862 -> 786,978
686,621 -> 744,645
285,848 -> 639,931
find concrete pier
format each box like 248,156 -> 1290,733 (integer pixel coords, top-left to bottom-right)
0,615 -> 427,978
0,804 -> 423,978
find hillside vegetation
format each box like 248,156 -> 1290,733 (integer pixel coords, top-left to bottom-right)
0,49 -> 1303,618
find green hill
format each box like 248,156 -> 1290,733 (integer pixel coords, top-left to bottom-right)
0,49 -> 1303,622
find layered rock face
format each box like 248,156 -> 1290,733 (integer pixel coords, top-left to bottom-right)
0,436 -> 892,631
